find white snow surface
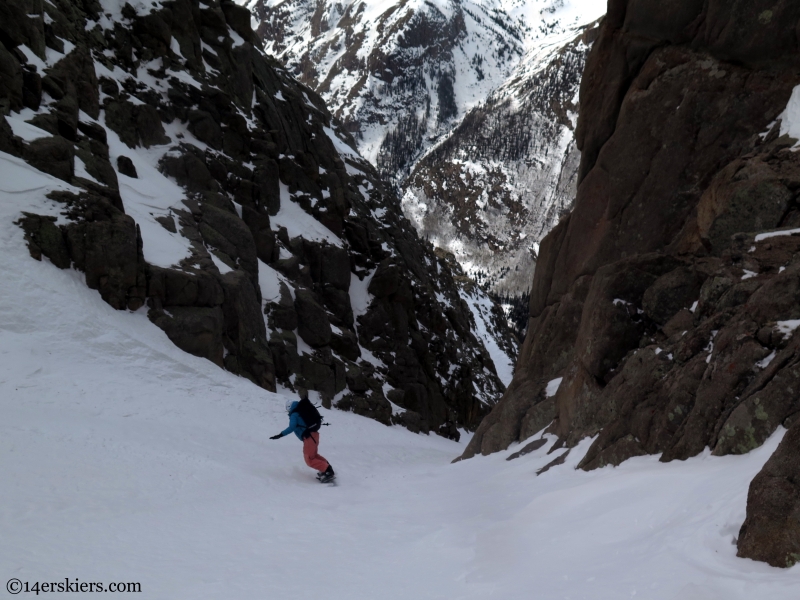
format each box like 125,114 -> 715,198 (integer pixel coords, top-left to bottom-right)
777,320 -> 800,337
545,376 -> 563,398
0,151 -> 79,224
754,227 -> 800,242
2,176 -> 800,597
274,183 -> 343,246
349,269 -> 375,321
322,125 -> 358,158
208,251 -> 234,274
757,350 -> 777,369
5,111 -> 51,142
258,259 -> 290,304
461,287 -> 515,386
779,84 -> 800,145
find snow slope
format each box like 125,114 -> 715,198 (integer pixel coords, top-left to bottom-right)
2,164 -> 799,597
461,285 -> 515,385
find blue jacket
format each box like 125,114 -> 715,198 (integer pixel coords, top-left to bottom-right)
280,401 -> 307,440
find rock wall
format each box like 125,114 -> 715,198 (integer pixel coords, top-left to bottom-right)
2,0 -> 512,438
458,0 -> 800,566
737,418 -> 800,568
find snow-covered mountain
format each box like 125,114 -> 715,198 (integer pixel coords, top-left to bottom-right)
3,274 -> 796,598
402,20 -> 599,296
0,0 -> 516,437
245,0 -> 526,174
243,0 -> 606,296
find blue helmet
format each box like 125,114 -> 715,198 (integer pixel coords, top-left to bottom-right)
285,399 -> 294,413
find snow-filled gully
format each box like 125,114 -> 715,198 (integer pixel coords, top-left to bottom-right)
2,195 -> 798,598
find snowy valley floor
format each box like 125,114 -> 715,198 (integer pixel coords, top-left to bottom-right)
2,189 -> 800,599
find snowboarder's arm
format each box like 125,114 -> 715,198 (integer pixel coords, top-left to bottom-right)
278,413 -> 300,438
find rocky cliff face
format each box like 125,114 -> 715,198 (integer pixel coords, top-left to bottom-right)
1,0 -> 514,438
244,0 -> 607,296
459,0 -> 800,567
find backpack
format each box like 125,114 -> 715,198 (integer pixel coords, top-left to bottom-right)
291,398 -> 323,438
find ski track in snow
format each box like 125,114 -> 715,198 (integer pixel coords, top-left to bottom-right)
1,160 -> 799,597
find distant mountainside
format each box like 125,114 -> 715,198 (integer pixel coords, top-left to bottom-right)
0,0 -> 516,437
244,0 -> 528,175
243,0 -> 606,296
402,21 -> 600,297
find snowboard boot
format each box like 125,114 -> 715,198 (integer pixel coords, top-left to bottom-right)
317,465 -> 335,483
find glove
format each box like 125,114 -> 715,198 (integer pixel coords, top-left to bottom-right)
270,434 -> 282,440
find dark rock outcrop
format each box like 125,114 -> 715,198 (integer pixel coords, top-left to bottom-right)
18,190 -> 147,311
2,0 -> 513,436
16,213 -> 71,269
24,136 -> 75,182
462,0 -> 800,460
737,420 -> 800,568
459,0 -> 800,567
295,288 -> 332,348
117,156 -> 138,178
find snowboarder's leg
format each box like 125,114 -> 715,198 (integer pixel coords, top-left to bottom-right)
302,432 -> 329,472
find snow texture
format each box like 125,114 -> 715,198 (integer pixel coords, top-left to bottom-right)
349,269 -> 376,321
5,112 -> 51,142
757,351 -> 777,369
545,376 -> 563,397
274,183 -> 343,246
1,151 -> 79,223
754,227 -> 800,242
776,320 -> 800,337
258,259 -> 289,304
779,84 -> 800,145
741,269 -> 758,280
461,286 -> 515,386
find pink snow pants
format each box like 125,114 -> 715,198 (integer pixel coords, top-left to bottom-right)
303,432 -> 329,472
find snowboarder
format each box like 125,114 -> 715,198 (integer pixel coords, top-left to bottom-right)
270,391 -> 335,483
